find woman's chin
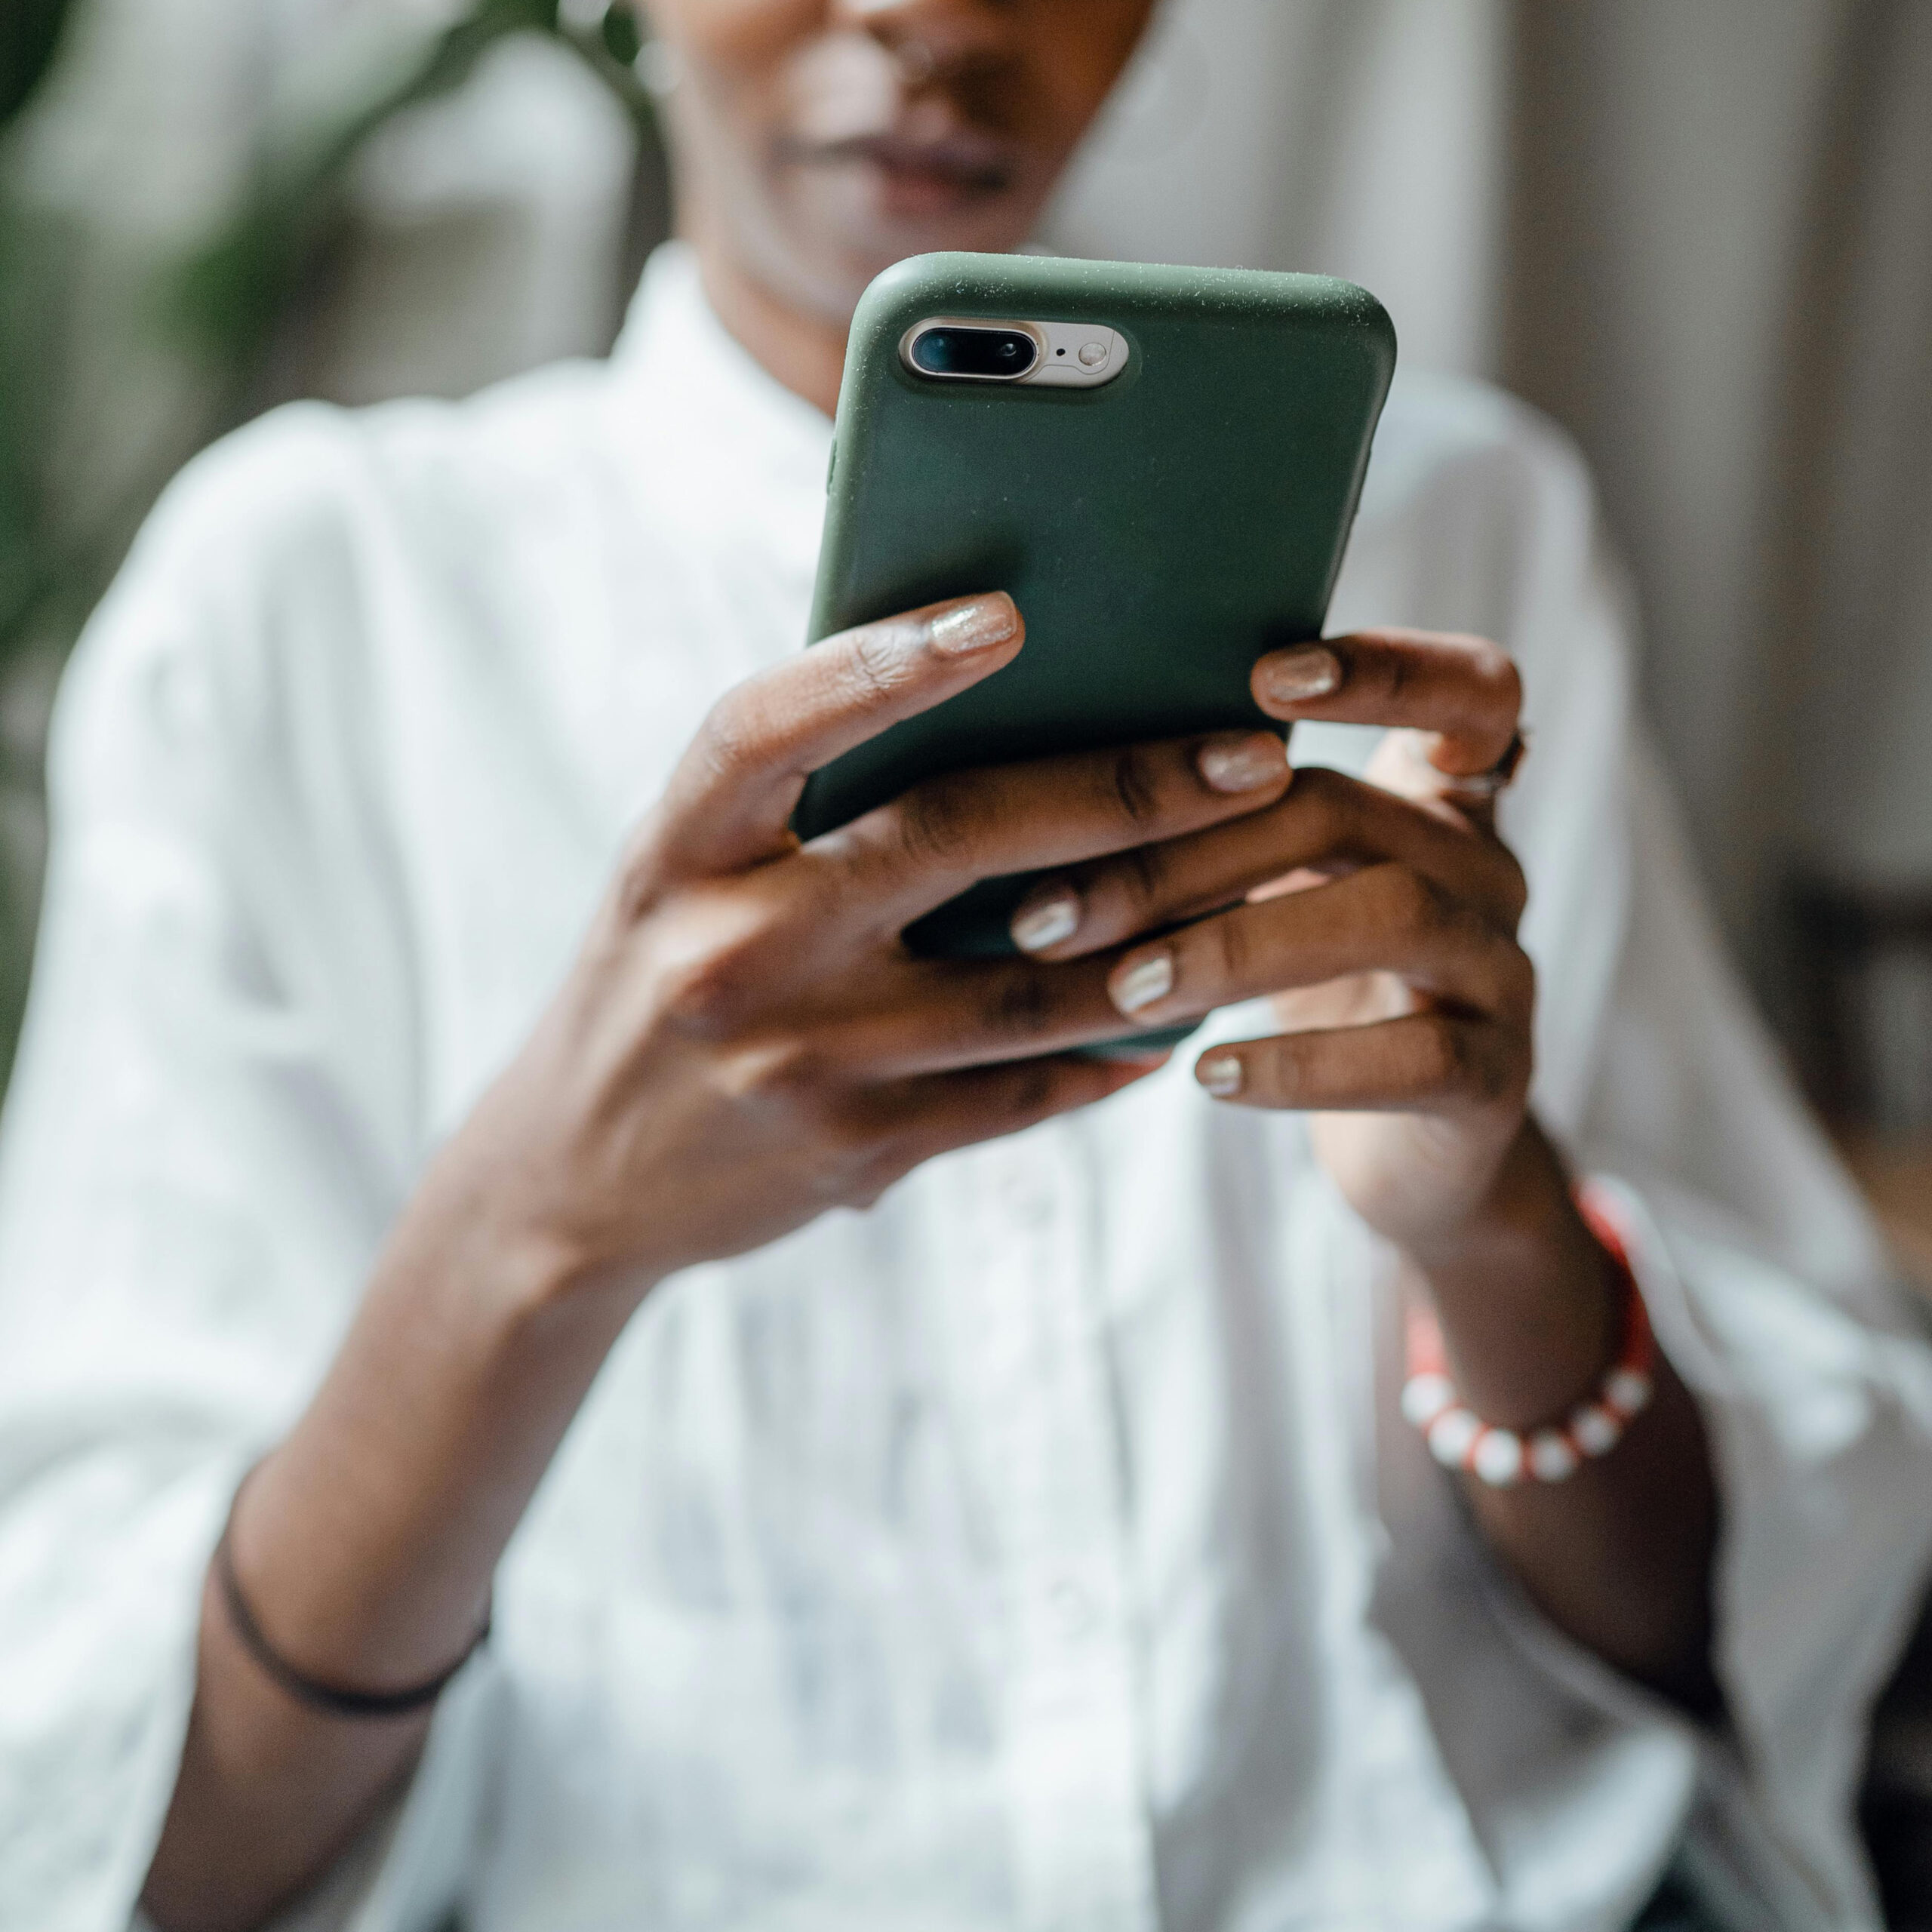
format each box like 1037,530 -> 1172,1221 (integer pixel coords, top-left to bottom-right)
791,163 -> 1035,272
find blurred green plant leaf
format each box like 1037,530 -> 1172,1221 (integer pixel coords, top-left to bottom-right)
167,0 -> 657,368
3,0 -> 658,666
0,0 -> 660,1081
601,5 -> 644,66
0,0 -> 75,127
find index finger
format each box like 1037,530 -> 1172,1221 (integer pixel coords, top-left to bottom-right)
648,593 -> 1023,879
1250,628 -> 1521,777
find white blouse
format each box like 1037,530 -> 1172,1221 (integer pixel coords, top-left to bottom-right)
3,245 -> 1930,1932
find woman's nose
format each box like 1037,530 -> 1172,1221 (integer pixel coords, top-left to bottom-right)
827,0 -> 1012,68
834,0 -> 979,17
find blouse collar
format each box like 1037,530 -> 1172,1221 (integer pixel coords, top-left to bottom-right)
608,240 -> 834,503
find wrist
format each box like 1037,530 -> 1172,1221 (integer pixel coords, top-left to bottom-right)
1399,1115 -> 1572,1275
1401,1119 -> 1620,1429
234,1196 -> 642,1693
403,1112 -> 664,1336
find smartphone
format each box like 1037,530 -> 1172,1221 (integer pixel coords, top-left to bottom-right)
794,251 -> 1395,1032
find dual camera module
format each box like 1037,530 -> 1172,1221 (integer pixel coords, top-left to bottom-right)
900,318 -> 1130,390
909,326 -> 1039,380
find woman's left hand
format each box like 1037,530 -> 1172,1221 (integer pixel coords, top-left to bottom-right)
1010,626 -> 1534,1262
1010,628 -> 1722,1707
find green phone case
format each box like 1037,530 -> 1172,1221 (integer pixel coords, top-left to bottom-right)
795,252 -> 1394,1040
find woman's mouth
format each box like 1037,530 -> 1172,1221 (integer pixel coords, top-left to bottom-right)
780,129 -> 1017,219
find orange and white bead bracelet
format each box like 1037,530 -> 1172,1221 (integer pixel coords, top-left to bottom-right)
1400,1188 -> 1657,1488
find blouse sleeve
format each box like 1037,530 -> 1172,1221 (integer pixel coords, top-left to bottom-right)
1467,389 -> 1932,1924
0,410 -> 491,1932
1567,746 -> 1932,1924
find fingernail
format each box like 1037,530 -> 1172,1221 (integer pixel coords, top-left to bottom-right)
1197,731 -> 1289,792
1257,645 -> 1342,706
1110,950 -> 1174,1015
927,593 -> 1019,657
1197,1054 -> 1244,1097
1011,884 -> 1081,953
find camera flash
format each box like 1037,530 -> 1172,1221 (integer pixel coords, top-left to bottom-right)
1078,341 -> 1109,368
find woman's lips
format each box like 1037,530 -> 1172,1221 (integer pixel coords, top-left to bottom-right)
780,129 -> 1017,215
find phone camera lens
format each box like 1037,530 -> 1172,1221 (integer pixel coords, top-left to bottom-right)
909,326 -> 1039,381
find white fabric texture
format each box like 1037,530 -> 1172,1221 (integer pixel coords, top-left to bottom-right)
2,243 -> 1930,1932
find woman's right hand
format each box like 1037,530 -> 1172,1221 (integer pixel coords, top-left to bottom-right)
142,588 -> 1297,1932
434,589 -> 1297,1315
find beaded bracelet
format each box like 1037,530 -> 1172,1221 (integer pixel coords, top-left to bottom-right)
1400,1186 -> 1656,1487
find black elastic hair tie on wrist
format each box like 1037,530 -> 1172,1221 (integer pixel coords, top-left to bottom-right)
214,1513 -> 491,1721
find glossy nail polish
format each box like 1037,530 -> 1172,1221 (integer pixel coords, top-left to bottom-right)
1257,645 -> 1342,706
1197,732 -> 1289,792
1112,952 -> 1174,1015
1011,888 -> 1081,953
1197,1054 -> 1244,1097
928,594 -> 1019,657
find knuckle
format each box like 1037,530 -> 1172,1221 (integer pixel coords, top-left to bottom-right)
1381,646 -> 1411,705
815,1101 -> 884,1189
768,1038 -> 838,1103
1414,1012 -> 1470,1094
846,1149 -> 908,1213
1499,943 -> 1538,1018
1414,1013 -> 1516,1107
982,967 -> 1058,1041
1469,1040 -> 1516,1106
648,902 -> 778,1038
892,774 -> 980,869
727,1036 -> 846,1135
1211,910 -> 1252,987
654,949 -> 749,1038
1300,771 -> 1355,852
847,1098 -> 939,1206
1476,1029 -> 1529,1106
694,689 -> 760,786
1491,846 -> 1531,925
777,846 -> 851,931
1001,1057 -> 1061,1122
1274,1034 -> 1318,1097
1118,837 -> 1168,915
1108,745 -> 1164,829
1376,863 -> 1442,941
1470,638 -> 1524,713
838,624 -> 916,710
611,820 -> 669,925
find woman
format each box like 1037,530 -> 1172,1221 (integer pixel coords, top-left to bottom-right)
2,3 -> 1929,1929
